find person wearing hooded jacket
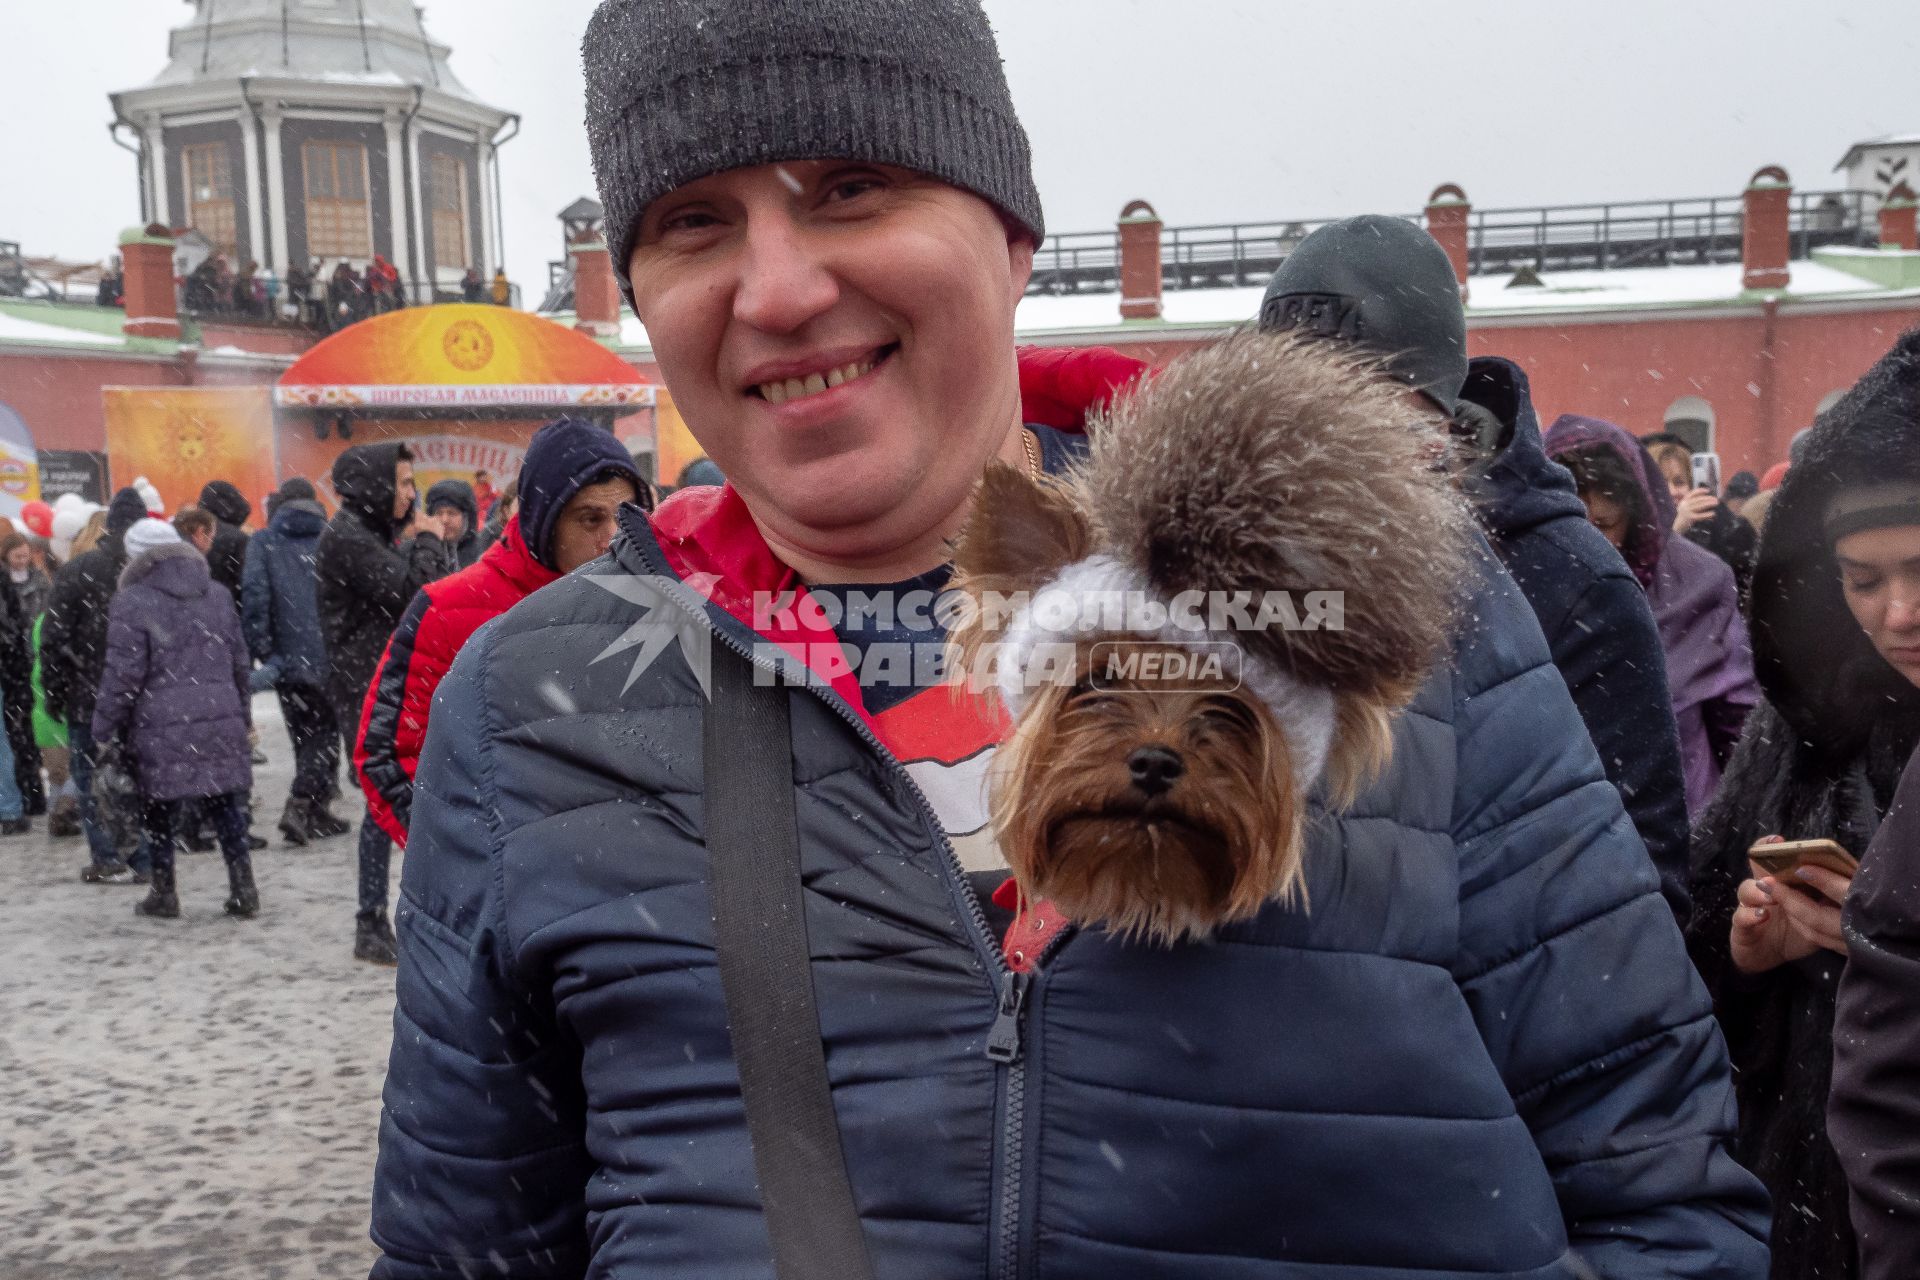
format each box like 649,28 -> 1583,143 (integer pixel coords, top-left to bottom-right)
44,486 -> 153,882
94,519 -> 258,920
1689,327 -> 1920,1279
357,420 -> 646,845
367,8 -> 1768,1275
315,442 -> 444,965
243,477 -> 353,845
421,479 -> 482,572
197,480 -> 253,604
1545,415 -> 1760,817
1458,361 -> 1695,916
1834,760 -> 1920,1280
1258,215 -> 1693,918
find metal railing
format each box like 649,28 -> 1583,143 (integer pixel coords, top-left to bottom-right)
1025,189 -> 1877,296
179,276 -> 525,332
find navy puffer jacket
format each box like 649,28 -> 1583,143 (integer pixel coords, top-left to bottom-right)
1461,357 -> 1693,919
371,494 -> 1769,1278
241,498 -> 329,688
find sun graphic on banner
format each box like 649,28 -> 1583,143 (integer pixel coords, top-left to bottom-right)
442,319 -> 496,373
172,410 -> 210,464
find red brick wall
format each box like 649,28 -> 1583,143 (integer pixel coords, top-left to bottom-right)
0,352 -> 189,453
1469,304 -> 1920,473
1017,302 -> 1920,475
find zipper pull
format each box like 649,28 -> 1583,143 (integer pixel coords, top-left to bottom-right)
985,972 -> 1031,1065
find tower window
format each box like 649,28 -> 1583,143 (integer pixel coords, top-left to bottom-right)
303,141 -> 373,261
429,153 -> 471,274
183,144 -> 237,259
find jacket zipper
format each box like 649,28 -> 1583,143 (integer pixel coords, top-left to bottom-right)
619,528 -> 1038,1279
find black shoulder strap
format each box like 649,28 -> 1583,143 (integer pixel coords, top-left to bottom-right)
705,645 -> 877,1280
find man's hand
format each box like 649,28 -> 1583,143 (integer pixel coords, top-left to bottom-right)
1673,487 -> 1719,535
1731,836 -> 1853,974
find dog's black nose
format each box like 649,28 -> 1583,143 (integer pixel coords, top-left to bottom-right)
1127,745 -> 1185,797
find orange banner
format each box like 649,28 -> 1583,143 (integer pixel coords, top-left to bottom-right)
655,387 -> 706,488
276,304 -> 649,409
103,387 -> 278,518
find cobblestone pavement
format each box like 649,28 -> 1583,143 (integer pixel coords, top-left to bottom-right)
0,694 -> 393,1279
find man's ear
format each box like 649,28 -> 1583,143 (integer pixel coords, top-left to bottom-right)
952,462 -> 1088,595
1006,228 -> 1036,298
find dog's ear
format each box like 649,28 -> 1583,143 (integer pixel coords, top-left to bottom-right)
952,462 -> 1089,594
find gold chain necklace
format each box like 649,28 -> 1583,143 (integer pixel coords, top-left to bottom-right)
1021,427 -> 1041,480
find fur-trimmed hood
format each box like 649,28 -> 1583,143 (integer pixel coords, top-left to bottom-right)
1753,326 -> 1920,759
1078,331 -> 1475,700
119,541 -> 213,597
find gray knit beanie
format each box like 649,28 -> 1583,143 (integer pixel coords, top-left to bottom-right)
583,0 -> 1045,304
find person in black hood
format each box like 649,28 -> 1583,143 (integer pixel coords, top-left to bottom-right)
1262,217 -> 1692,919
423,479 -> 481,571
197,479 -> 253,604
316,442 -> 446,964
44,486 -> 154,882
1689,326 -> 1920,1280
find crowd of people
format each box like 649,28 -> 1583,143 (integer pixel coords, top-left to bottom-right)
99,253 -> 516,329
14,433 -> 657,959
31,5 -> 1920,1275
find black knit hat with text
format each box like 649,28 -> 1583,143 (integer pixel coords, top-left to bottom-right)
583,0 -> 1044,305
1260,215 -> 1469,415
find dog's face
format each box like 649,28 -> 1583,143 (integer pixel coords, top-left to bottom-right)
950,463 -> 1320,944
991,644 -> 1305,944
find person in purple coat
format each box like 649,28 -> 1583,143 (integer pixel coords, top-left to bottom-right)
92,518 -> 258,920
1545,413 -> 1760,816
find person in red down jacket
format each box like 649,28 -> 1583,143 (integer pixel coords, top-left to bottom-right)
1016,343 -> 1147,430
356,419 -> 648,845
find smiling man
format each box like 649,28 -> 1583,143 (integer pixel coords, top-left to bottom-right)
367,3 -> 1768,1277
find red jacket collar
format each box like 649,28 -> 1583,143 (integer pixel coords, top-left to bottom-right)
1015,344 -> 1148,431
484,516 -> 562,597
648,484 -> 878,730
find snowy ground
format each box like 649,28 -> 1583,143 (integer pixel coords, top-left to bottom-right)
0,693 -> 391,1279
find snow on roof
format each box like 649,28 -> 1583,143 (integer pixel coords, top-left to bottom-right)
0,310 -> 124,349
1012,260 -> 1898,337
591,256 -> 1910,356
1016,285 -> 1270,335
1835,133 -> 1920,169
1467,260 -> 1884,314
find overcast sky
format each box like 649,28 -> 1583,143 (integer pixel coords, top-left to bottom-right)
4,0 -> 1917,296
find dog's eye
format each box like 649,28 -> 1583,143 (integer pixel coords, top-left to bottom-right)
1202,697 -> 1260,735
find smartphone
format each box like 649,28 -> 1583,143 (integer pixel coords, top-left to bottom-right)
1747,838 -> 1858,880
1691,451 -> 1722,495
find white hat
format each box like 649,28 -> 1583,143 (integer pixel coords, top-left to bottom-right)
124,516 -> 182,560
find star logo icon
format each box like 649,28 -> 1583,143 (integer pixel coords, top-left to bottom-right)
587,573 -> 715,698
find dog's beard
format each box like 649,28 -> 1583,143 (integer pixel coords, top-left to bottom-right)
990,658 -> 1305,946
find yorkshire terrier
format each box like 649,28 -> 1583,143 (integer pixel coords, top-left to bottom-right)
950,332 -> 1475,944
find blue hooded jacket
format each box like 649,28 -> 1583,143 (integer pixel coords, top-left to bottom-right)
241,498 -> 329,689
1461,357 -> 1693,918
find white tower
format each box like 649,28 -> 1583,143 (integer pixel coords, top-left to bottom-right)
110,0 -> 517,295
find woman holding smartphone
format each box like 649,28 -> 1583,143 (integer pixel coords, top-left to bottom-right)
1687,328 -> 1920,1279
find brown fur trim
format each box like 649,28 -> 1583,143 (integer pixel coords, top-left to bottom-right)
1081,331 -> 1474,703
